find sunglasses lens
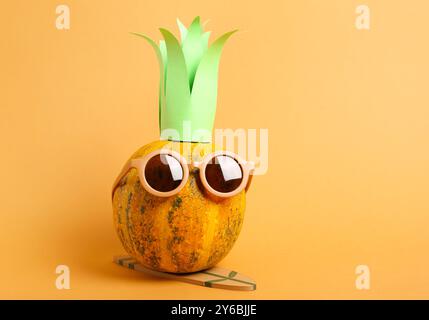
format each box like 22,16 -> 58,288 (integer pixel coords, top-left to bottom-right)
205,155 -> 243,194
144,154 -> 184,192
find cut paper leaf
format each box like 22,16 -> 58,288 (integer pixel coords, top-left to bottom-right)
131,17 -> 236,143
130,32 -> 165,129
159,40 -> 167,94
190,30 -> 237,140
177,18 -> 188,42
181,16 -> 207,90
159,40 -> 167,72
159,28 -> 191,140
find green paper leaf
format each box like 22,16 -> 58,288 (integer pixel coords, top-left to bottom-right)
177,18 -> 188,42
159,40 -> 167,94
159,28 -> 191,136
202,31 -> 211,48
132,18 -> 236,143
181,16 -> 207,90
190,30 -> 237,138
130,32 -> 165,130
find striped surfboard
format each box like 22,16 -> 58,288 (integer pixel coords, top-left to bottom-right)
114,255 -> 256,291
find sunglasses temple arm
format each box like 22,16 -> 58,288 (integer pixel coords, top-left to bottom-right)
244,173 -> 253,192
111,160 -> 136,200
244,163 -> 256,192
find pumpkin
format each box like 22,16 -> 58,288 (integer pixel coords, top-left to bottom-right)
112,140 -> 246,273
112,18 -> 250,274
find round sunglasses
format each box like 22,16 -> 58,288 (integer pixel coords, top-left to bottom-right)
112,149 -> 255,198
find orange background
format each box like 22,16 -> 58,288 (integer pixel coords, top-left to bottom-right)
1,0 -> 429,299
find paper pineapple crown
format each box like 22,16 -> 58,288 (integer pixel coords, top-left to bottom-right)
132,17 -> 236,143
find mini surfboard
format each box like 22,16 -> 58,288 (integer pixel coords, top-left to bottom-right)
113,255 -> 256,291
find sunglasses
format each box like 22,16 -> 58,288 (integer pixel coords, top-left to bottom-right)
112,149 -> 255,198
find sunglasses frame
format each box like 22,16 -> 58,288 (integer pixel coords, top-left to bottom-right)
112,149 -> 254,199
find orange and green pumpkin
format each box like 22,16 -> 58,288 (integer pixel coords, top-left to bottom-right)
113,140 -> 245,273
112,18 -> 247,273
